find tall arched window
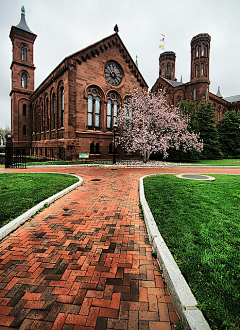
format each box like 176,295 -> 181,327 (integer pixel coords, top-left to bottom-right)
41,100 -> 44,131
61,87 -> 64,127
21,46 -> 27,61
23,125 -> 26,136
162,64 -> 165,77
46,98 -> 49,130
193,88 -> 197,102
53,94 -> 56,129
195,65 -> 198,77
201,44 -> 204,56
23,104 -> 26,116
87,88 -> 101,129
21,73 -> 27,88
107,93 -> 119,130
201,63 -> 204,76
195,45 -> 199,57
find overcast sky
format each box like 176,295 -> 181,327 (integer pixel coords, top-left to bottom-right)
1,0 -> 240,128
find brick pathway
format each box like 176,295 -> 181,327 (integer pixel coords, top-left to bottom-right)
0,166 -> 239,329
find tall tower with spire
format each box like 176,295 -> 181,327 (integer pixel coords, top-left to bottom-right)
9,7 -> 37,147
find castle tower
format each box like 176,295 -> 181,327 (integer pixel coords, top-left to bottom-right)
159,51 -> 176,81
190,33 -> 210,83
9,7 -> 37,147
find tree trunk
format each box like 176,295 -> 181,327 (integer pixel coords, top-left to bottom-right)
142,150 -> 150,163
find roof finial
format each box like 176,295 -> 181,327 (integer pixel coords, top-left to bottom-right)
114,24 -> 119,33
135,55 -> 138,68
180,74 -> 183,83
216,86 -> 223,98
21,6 -> 25,15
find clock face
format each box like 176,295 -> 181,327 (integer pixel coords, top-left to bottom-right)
104,62 -> 122,86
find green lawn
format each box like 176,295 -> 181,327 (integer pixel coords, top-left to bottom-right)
144,174 -> 240,330
162,158 -> 240,166
0,173 -> 78,228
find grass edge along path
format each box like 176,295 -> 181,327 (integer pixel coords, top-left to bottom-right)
143,174 -> 240,330
0,173 -> 79,228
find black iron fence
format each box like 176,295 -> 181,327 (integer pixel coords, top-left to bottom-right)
4,147 -> 66,168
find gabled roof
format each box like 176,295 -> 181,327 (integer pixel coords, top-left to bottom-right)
224,95 -> 240,103
32,32 -> 148,99
66,32 -> 148,88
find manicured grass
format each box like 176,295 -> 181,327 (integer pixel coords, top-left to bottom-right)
143,174 -> 240,330
162,158 -> 240,166
0,173 -> 78,228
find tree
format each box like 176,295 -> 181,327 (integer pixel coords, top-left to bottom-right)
179,100 -> 197,133
217,110 -> 240,157
0,125 -> 11,146
196,102 -> 222,159
116,89 -> 203,162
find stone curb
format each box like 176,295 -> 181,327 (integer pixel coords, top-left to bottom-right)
139,174 -> 211,330
0,173 -> 83,241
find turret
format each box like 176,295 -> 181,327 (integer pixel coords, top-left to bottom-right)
159,51 -> 176,81
190,33 -> 211,83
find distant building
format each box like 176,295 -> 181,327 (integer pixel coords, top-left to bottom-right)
151,33 -> 240,120
9,8 -> 147,159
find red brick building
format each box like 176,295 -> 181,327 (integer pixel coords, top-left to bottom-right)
9,8 -> 147,160
151,33 -> 240,121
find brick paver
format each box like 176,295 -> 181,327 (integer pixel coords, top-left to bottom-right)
0,165 -> 239,329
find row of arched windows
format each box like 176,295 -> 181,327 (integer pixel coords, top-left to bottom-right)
194,44 -> 208,58
194,63 -> 208,78
33,87 -> 64,133
87,88 -> 130,131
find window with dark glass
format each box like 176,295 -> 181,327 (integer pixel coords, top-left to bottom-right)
23,125 -> 26,136
162,64 -> 165,77
195,65 -> 198,77
21,72 -> 27,88
201,63 -> 204,76
87,88 -> 101,129
23,104 -> 26,116
201,44 -> 204,56
61,88 -> 64,127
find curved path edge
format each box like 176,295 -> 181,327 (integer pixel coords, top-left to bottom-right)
139,174 -> 211,330
0,173 -> 83,241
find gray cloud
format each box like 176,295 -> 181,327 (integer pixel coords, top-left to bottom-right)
1,0 -> 240,127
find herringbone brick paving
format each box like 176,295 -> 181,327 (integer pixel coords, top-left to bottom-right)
0,166 -> 239,329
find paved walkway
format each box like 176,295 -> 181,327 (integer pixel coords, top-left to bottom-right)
0,166 -> 239,329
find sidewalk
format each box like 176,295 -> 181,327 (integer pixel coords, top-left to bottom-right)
1,166 -> 240,329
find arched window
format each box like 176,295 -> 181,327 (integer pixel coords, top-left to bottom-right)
167,63 -> 170,76
193,88 -> 197,102
42,100 -> 44,131
162,64 -> 165,77
195,45 -> 199,57
53,94 -> 56,129
90,142 -> 94,154
46,98 -> 49,130
61,87 -> 64,127
87,88 -> 101,129
201,44 -> 204,56
218,107 -> 221,121
107,93 -> 119,131
206,88 -> 209,101
23,104 -> 26,116
23,125 -> 26,136
201,63 -> 204,76
195,65 -> 198,77
21,73 -> 27,88
21,46 -> 27,61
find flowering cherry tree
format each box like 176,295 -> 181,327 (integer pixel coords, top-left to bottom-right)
116,89 -> 203,162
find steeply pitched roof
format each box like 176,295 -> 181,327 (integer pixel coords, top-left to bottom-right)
166,79 -> 184,87
15,13 -> 34,34
224,95 -> 240,103
32,32 -> 148,99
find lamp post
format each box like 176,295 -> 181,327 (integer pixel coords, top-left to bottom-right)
113,123 -> 118,165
